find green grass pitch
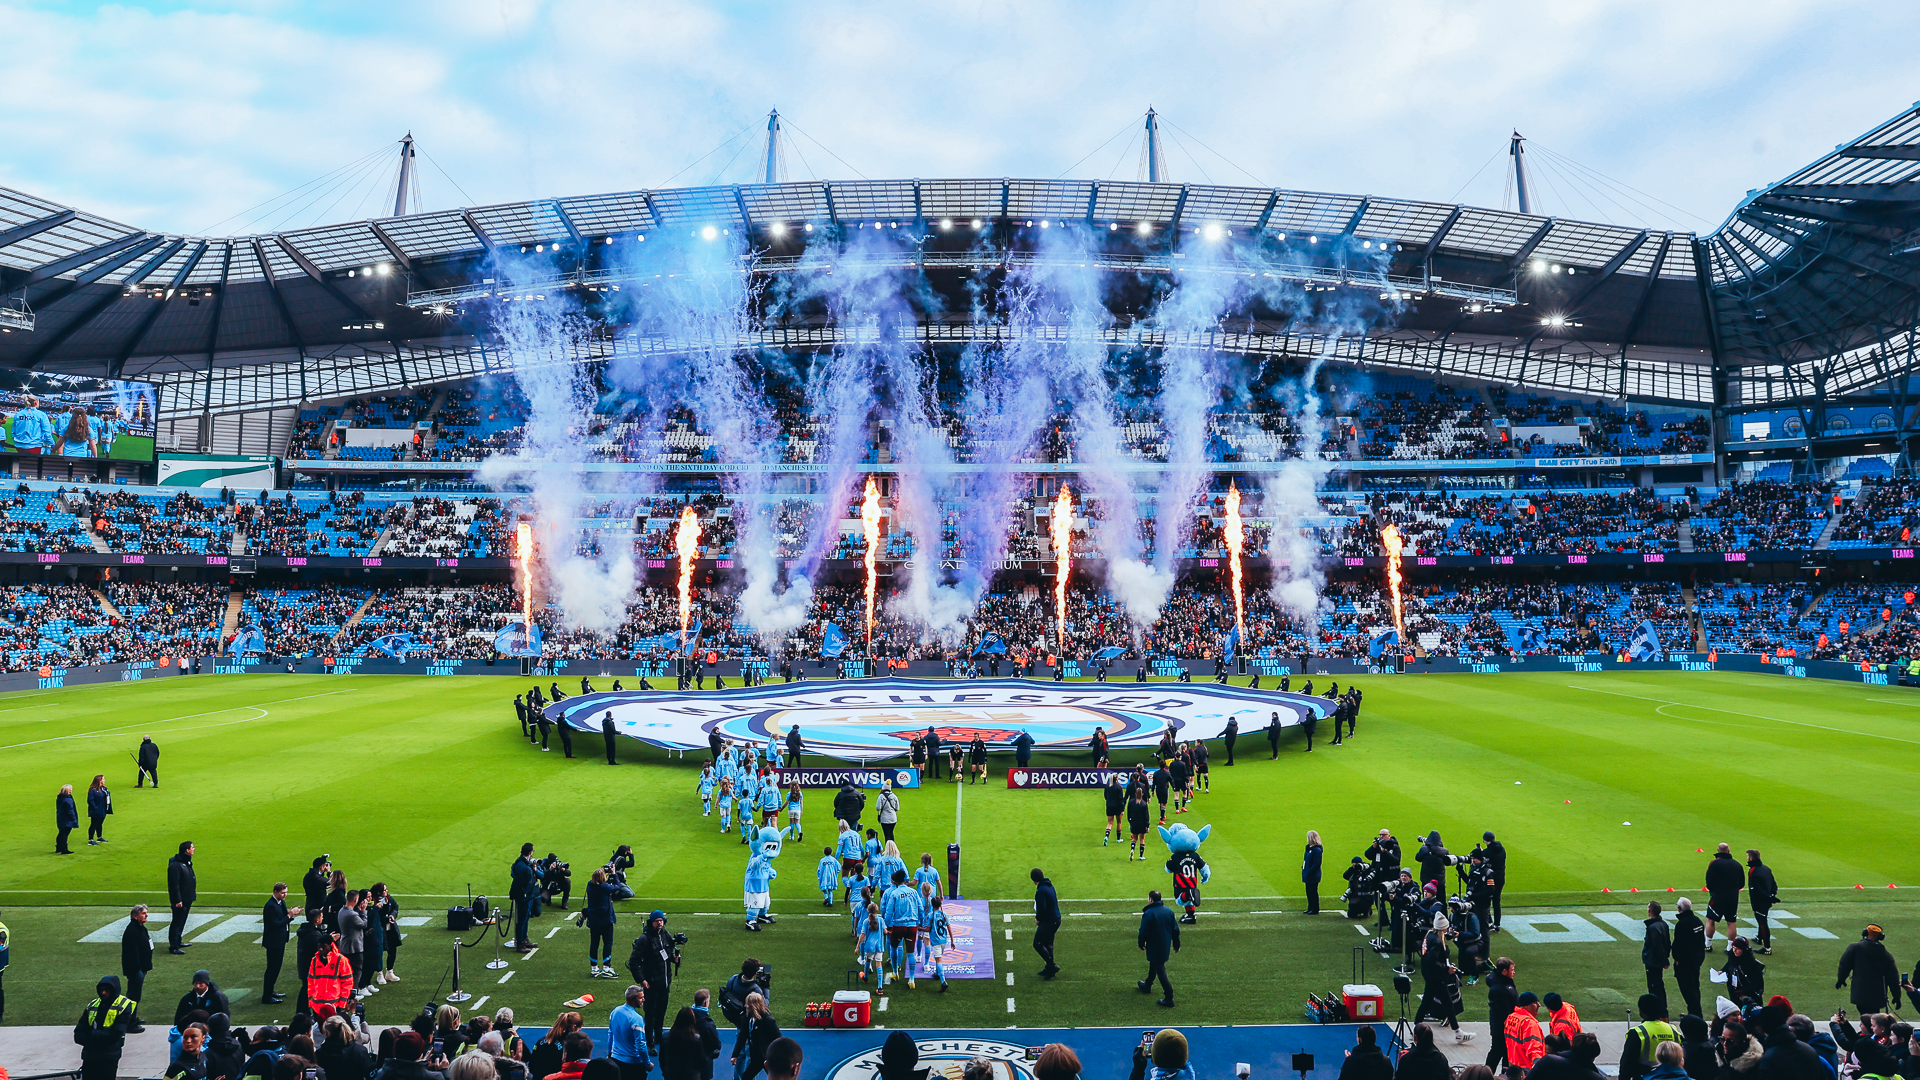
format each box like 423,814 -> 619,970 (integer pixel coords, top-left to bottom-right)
2,670 -> 1917,1033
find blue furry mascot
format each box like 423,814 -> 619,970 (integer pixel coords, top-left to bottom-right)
744,825 -> 782,931
1159,823 -> 1211,925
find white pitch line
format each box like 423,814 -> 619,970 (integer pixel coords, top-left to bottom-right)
1005,950 -> 1013,961
0,689 -> 360,750
545,925 -> 561,938
1007,998 -> 1016,1013
877,997 -> 889,1012
1005,929 -> 1012,941
1005,972 -> 1014,986
522,948 -> 539,960
498,970 -> 515,984
1354,924 -> 1370,934
473,996 -> 489,1010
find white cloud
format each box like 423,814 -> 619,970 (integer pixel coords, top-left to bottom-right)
0,0 -> 1912,236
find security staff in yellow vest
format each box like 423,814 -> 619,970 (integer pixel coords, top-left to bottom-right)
74,974 -> 138,1080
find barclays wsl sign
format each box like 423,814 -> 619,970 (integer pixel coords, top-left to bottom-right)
548,678 -> 1329,764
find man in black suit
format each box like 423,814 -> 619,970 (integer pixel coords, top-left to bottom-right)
602,711 -> 619,765
166,842 -> 196,955
262,882 -> 301,1004
119,904 -> 152,1032
923,727 -> 942,779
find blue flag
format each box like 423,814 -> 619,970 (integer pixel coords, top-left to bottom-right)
1626,619 -> 1663,662
972,632 -> 1007,656
369,632 -> 421,659
494,621 -> 544,658
1367,629 -> 1399,660
821,622 -> 849,658
230,624 -> 266,654
679,618 -> 703,656
1092,645 -> 1126,661
1222,624 -> 1240,662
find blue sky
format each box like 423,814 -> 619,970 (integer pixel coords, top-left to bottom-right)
3,0 -> 1914,237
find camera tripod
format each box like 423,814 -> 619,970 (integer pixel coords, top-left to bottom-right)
1388,966 -> 1416,1056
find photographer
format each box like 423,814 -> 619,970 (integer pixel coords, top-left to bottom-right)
1464,853 -> 1497,940
1482,832 -> 1507,932
585,869 -> 618,979
1365,829 -> 1402,880
628,911 -> 682,1050
1342,857 -> 1373,919
720,960 -> 771,1080
541,854 -> 573,910
1415,832 -> 1452,892
608,846 -> 638,901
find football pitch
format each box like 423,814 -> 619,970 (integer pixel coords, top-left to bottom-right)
3,670 -> 1917,1032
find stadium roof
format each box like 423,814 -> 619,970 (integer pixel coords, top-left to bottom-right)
0,102 -> 1915,417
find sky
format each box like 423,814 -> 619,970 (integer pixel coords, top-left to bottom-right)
2,0 -> 1915,239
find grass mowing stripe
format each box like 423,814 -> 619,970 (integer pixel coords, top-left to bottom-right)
1568,683 -> 1920,745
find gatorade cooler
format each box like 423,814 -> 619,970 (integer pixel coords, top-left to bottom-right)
1342,984 -> 1384,1020
832,990 -> 872,1027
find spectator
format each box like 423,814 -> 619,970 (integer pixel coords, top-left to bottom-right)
609,984 -> 652,1080
546,1031 -> 596,1080
1394,1025 -> 1451,1080
762,1038 -> 801,1080
56,783 -> 78,854
1337,1025 -> 1393,1080
74,975 -> 137,1080
1034,1045 -> 1081,1080
318,1013 -> 375,1080
660,1007 -> 707,1080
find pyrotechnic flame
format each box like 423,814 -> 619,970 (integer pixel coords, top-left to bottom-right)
862,477 -> 881,652
675,506 -> 701,642
1053,484 -> 1073,654
514,521 -> 534,633
1381,523 -> 1406,642
1224,481 -> 1245,638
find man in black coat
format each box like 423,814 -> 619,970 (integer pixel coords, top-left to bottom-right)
556,711 -> 574,759
602,711 -> 619,765
515,695 -> 529,737
1670,897 -> 1707,1019
302,856 -> 331,912
174,969 -> 231,1027
293,908 -> 332,1014
1746,849 -> 1779,954
262,882 -> 299,1004
1642,900 -> 1672,1009
1755,1004 -> 1827,1080
166,841 -> 197,955
1136,888 -> 1180,1007
832,783 -> 865,831
691,988 -> 723,1080
1013,729 -> 1034,769
629,911 -> 678,1049
1703,843 -> 1744,951
1347,688 -> 1363,739
137,736 -> 159,787
1484,958 -> 1517,1072
1337,1025 -> 1393,1080
1837,925 -> 1902,1016
1032,868 -> 1061,980
1223,717 -> 1237,765
785,725 -> 804,768
536,708 -> 553,752
1302,709 -> 1317,752
924,727 -> 942,779
1482,832 -> 1507,931
119,905 -> 152,1031
74,974 -> 137,1080
1329,697 -> 1345,746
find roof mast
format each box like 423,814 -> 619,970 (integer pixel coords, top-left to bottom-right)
393,133 -> 416,218
761,110 -> 785,185
1143,107 -> 1166,183
1509,130 -> 1532,215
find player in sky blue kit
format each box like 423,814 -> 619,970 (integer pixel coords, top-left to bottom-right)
816,848 -> 839,906
913,853 -> 940,895
835,822 -> 867,906
717,776 -> 735,833
698,763 -> 716,817
926,894 -> 953,991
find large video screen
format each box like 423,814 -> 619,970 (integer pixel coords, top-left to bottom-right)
0,372 -> 158,462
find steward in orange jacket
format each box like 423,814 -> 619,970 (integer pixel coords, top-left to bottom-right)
1504,993 -> 1545,1072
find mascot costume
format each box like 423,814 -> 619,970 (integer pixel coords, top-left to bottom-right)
744,825 -> 782,931
1159,823 -> 1211,924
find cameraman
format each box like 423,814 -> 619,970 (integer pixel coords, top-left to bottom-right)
1482,832 -> 1507,932
627,911 -> 681,1051
541,854 -> 574,910
720,959 -> 771,1080
1465,852 -> 1497,945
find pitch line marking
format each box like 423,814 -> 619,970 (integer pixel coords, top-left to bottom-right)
473,996 -> 489,1010
1567,684 -> 1920,746
545,926 -> 561,938
498,970 -> 515,984
0,688 -> 359,750
1007,997 -> 1016,1013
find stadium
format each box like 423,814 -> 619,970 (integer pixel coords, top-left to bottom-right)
4,70 -> 1920,1080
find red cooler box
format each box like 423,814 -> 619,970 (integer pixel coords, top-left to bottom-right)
832,990 -> 872,1027
1342,983 -> 1384,1020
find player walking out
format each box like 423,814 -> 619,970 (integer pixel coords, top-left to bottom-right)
1127,786 -> 1151,861
1103,774 -> 1126,847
